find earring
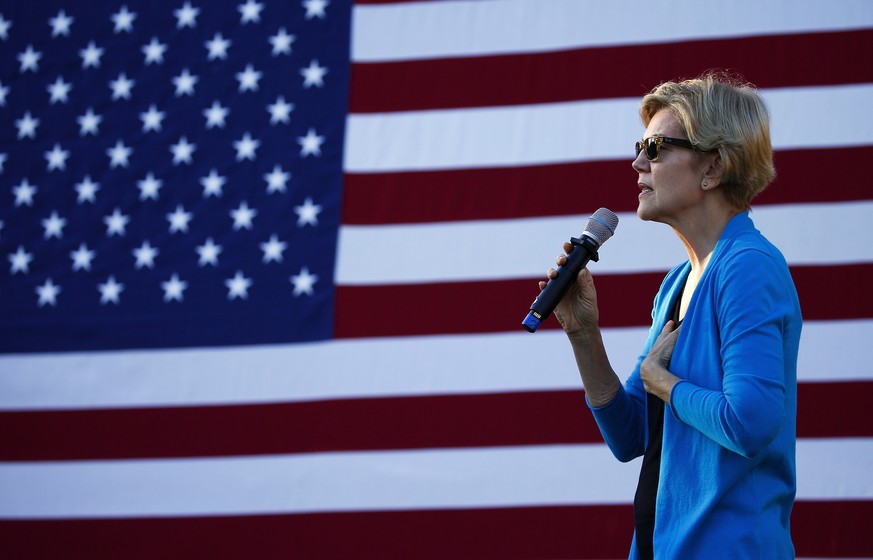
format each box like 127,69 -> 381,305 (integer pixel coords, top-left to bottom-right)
703,181 -> 709,187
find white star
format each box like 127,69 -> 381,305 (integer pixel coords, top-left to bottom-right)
104,208 -> 130,237
18,45 -> 42,73
47,76 -> 72,104
41,211 -> 66,239
0,81 -> 8,106
205,33 -> 231,60
238,0 -> 264,23
80,41 -> 104,68
112,6 -> 137,33
137,172 -> 162,200
13,178 -> 37,207
98,276 -> 124,305
225,271 -> 252,300
303,0 -> 329,20
161,274 -> 188,302
196,238 -> 222,267
170,137 -> 196,165
9,246 -> 33,274
142,37 -> 167,65
230,201 -> 257,230
264,165 -> 290,193
77,108 -> 102,136
167,205 -> 193,233
235,64 -> 262,92
0,14 -> 11,40
267,96 -> 294,125
107,140 -> 132,168
269,28 -> 295,56
36,278 -> 61,307
300,59 -> 328,88
49,10 -> 74,37
70,243 -> 96,271
0,153 -> 6,173
133,240 -> 159,269
75,176 -> 100,203
44,144 -> 69,171
175,2 -> 200,28
259,234 -> 287,263
16,112 -> 39,139
140,104 -> 165,132
172,68 -> 198,96
290,266 -> 318,296
233,132 -> 260,161
109,73 -> 135,100
294,197 -> 322,226
200,169 -> 226,197
297,128 -> 324,157
203,100 -> 229,129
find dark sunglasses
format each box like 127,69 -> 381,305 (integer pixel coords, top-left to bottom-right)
635,136 -> 696,161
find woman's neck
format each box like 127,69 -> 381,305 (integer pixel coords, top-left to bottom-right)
672,205 -> 741,274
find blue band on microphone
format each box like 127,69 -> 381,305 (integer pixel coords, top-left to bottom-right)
522,312 -> 542,333
590,214 -> 616,234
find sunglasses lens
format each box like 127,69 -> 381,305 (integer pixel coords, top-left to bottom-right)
635,139 -> 659,160
645,138 -> 659,160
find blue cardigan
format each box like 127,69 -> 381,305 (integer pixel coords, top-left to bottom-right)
590,212 -> 802,559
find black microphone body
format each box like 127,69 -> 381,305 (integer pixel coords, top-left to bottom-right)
522,208 -> 618,333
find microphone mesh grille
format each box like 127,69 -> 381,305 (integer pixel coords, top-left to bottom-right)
583,208 -> 619,245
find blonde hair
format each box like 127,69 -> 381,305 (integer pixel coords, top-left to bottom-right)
639,71 -> 776,209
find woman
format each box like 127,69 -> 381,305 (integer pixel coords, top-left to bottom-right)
543,72 -> 802,558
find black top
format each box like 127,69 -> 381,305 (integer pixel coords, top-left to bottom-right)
633,291 -> 683,559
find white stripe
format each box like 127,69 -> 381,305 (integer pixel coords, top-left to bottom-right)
346,96 -> 636,172
1,438 -> 869,518
344,84 -> 873,172
335,202 -> 873,285
0,320 -> 869,410
796,438 -> 873,500
352,0 -> 873,62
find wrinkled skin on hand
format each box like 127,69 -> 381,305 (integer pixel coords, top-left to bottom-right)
640,320 -> 682,402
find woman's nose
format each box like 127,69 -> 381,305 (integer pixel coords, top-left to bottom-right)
632,150 -> 650,173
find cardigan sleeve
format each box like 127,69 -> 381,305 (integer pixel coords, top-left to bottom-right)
588,367 -> 648,462
670,246 -> 798,458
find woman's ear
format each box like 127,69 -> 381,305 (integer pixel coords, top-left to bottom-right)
701,152 -> 723,190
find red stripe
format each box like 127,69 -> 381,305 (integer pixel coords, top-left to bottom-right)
336,264 -> 873,338
0,390 -> 596,461
3,381 -> 869,461
0,501 -> 869,559
350,30 -> 873,113
336,272 -> 663,337
341,146 -> 871,224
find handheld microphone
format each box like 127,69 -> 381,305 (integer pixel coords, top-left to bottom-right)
522,208 -> 618,333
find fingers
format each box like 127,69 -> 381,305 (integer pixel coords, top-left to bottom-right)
653,321 -> 681,351
542,243 -> 585,288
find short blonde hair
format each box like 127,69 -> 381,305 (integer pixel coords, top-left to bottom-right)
640,71 -> 776,209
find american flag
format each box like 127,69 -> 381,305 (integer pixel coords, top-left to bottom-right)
1,0 -> 871,558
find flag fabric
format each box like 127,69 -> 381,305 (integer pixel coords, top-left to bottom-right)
1,0 -> 872,558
